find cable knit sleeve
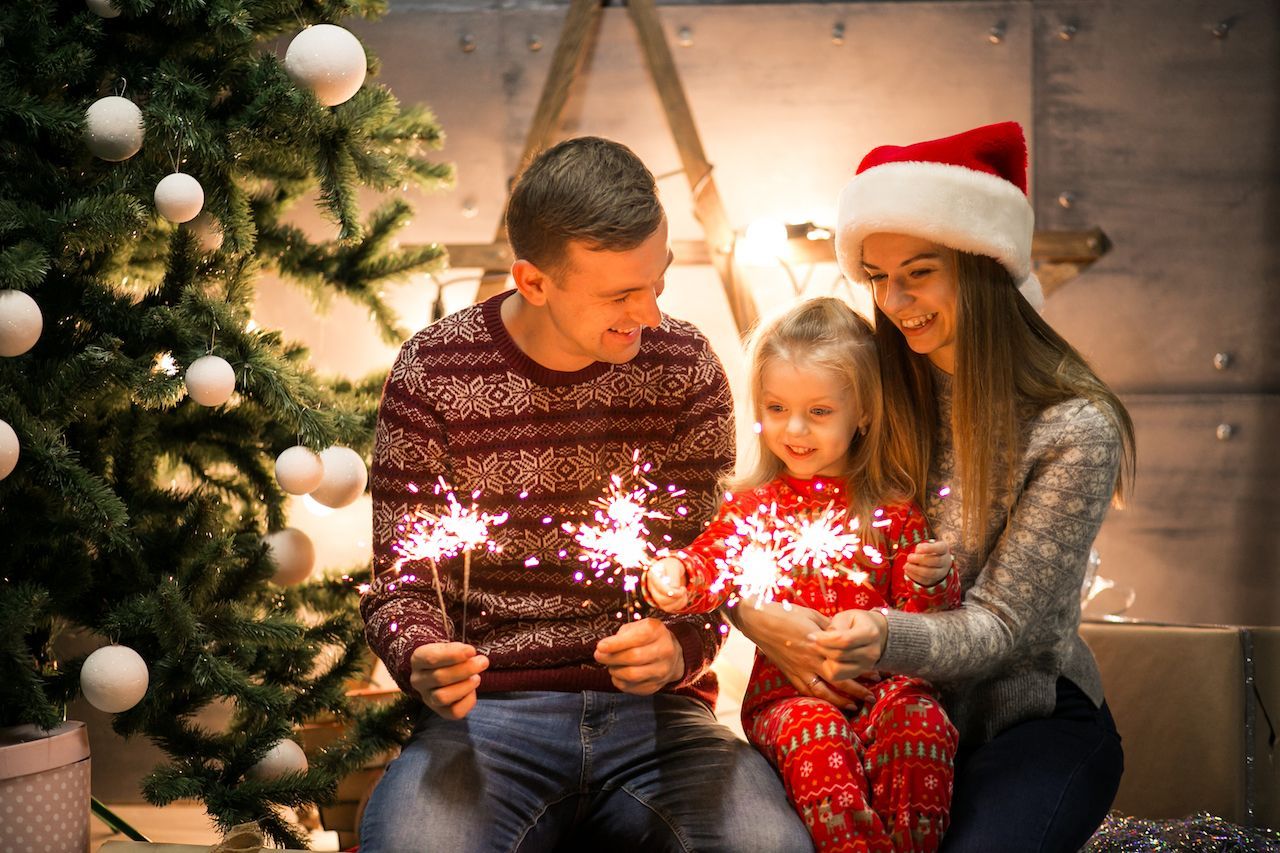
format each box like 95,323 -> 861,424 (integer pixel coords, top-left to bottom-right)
359,336 -> 456,695
877,401 -> 1121,683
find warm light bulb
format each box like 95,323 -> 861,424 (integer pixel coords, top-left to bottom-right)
738,218 -> 788,266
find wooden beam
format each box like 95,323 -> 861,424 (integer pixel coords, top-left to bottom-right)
626,0 -> 758,336
474,0 -> 603,303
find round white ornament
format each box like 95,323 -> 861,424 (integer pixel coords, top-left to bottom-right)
84,96 -> 144,161
309,446 -> 367,508
0,291 -> 42,357
86,0 -> 121,18
264,527 -> 316,586
275,445 -> 325,494
185,354 -> 236,407
80,644 -> 149,713
284,24 -> 367,107
0,419 -> 18,480
248,738 -> 308,780
154,173 -> 205,223
186,211 -> 223,252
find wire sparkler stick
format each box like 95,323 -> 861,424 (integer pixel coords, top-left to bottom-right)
390,478 -> 508,644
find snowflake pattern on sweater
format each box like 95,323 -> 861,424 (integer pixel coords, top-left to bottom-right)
360,291 -> 735,707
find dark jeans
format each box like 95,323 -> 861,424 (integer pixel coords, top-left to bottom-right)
941,677 -> 1123,853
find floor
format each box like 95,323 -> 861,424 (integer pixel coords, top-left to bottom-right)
90,802 -> 220,850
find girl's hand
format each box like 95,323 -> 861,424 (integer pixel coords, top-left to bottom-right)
810,608 -> 888,683
730,600 -> 874,709
906,538 -> 953,586
644,556 -> 690,612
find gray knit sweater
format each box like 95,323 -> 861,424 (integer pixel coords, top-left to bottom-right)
878,369 -> 1121,745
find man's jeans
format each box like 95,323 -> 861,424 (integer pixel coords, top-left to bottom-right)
359,690 -> 812,852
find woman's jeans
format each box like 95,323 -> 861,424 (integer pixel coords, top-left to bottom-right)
941,677 -> 1124,853
358,690 -> 813,852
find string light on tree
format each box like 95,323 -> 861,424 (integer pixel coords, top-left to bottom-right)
0,419 -> 18,480
265,528 -> 316,586
247,738 -> 309,780
84,96 -> 144,162
275,446 -> 325,495
309,446 -> 367,508
185,354 -> 236,406
154,172 -> 205,223
80,645 -> 149,713
284,24 -> 367,107
85,0 -> 121,18
0,290 -> 42,357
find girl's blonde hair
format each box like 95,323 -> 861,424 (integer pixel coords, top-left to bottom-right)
876,250 -> 1136,550
731,297 -> 914,545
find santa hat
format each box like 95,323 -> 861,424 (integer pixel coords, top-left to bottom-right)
835,121 -> 1043,309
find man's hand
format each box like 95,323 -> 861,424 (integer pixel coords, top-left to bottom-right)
905,539 -> 953,586
810,608 -> 887,683
644,556 -> 690,612
594,617 -> 684,695
409,642 -> 489,720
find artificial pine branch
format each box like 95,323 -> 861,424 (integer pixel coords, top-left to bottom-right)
0,0 -> 445,844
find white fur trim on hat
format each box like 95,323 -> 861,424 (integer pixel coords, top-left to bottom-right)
836,160 -> 1036,300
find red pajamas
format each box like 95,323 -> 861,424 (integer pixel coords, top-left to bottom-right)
675,475 -> 961,852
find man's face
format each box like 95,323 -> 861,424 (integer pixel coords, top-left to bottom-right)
539,218 -> 672,370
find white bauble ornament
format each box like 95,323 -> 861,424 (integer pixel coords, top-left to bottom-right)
247,738 -> 308,780
186,211 -> 223,252
154,173 -> 205,223
309,446 -> 367,508
86,0 -> 121,18
275,445 -> 325,495
0,291 -> 42,357
84,96 -> 144,162
0,419 -> 18,480
284,24 -> 367,107
185,355 -> 236,407
264,527 -> 316,586
80,645 -> 149,713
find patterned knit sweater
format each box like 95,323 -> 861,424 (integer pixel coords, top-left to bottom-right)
360,291 -> 735,708
878,369 -> 1122,744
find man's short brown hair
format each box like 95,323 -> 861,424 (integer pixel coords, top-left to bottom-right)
505,137 -> 664,273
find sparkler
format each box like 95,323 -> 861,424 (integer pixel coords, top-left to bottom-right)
563,451 -> 677,620
391,478 -> 508,643
713,500 -> 873,608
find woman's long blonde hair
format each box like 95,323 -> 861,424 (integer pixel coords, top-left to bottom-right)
732,297 -> 915,545
876,250 -> 1136,550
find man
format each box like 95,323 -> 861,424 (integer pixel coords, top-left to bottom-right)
359,137 -> 810,852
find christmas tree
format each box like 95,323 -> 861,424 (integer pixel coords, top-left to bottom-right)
0,0 -> 449,845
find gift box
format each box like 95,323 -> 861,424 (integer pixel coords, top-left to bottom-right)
0,720 -> 91,853
1080,620 -> 1279,828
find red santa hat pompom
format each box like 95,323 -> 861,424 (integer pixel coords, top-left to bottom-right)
835,121 -> 1043,310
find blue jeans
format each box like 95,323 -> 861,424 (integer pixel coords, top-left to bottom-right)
940,677 -> 1123,853
358,691 -> 812,852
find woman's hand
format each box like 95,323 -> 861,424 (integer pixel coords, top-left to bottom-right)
810,608 -> 888,683
730,600 -> 874,709
906,539 -> 953,586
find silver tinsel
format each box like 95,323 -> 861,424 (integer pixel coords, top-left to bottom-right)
1085,812 -> 1280,852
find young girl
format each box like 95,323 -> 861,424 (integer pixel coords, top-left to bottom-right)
643,297 -> 960,853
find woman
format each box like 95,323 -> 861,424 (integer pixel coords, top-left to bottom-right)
731,122 -> 1134,852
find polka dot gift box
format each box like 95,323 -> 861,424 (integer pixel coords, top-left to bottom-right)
0,721 -> 90,853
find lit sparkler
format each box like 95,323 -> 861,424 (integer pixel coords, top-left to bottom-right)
564,451 -> 677,620
391,478 -> 508,643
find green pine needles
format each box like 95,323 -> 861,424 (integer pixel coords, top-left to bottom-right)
0,0 -> 447,846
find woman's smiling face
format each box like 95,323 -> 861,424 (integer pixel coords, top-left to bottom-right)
862,232 -> 960,373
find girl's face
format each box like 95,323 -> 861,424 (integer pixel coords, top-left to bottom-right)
758,361 -> 865,480
862,232 -> 960,373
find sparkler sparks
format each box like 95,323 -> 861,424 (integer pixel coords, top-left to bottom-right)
564,451 -> 679,620
389,478 -> 508,643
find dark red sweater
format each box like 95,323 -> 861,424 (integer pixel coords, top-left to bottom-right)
361,291 -> 735,707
